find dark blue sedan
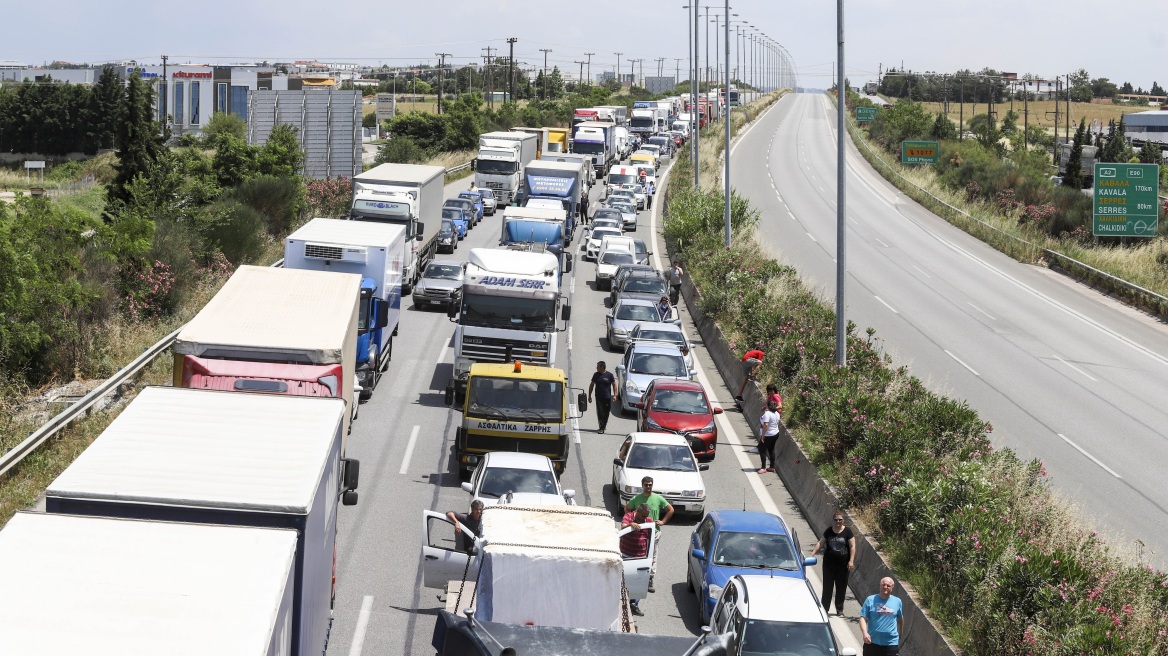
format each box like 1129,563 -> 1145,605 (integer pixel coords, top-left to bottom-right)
686,510 -> 817,623
457,191 -> 485,223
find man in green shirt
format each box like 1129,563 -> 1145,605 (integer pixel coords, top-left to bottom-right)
625,476 -> 674,593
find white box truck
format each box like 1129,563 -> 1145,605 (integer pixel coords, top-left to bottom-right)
349,163 -> 445,294
171,265 -> 360,443
285,218 -> 405,398
44,386 -> 358,656
473,131 -> 538,206
0,512 -> 298,656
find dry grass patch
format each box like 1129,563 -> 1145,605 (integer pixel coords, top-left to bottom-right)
917,100 -> 1146,131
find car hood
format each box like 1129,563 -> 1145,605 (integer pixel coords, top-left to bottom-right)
478,492 -> 568,506
419,279 -> 462,293
611,317 -> 652,333
597,262 -> 626,277
625,370 -> 687,393
618,291 -> 666,304
646,410 -> 714,433
618,468 -> 703,497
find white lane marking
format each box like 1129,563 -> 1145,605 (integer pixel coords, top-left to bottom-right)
568,326 -> 574,351
572,416 -> 581,444
806,232 -> 817,243
787,210 -> 796,220
571,276 -> 576,295
944,350 -> 980,376
967,302 -> 996,321
874,296 -> 899,314
1053,355 -> 1098,382
912,264 -> 932,279
348,595 -> 375,656
1058,433 -> 1121,478
874,237 -> 890,249
436,344 -> 451,366
399,425 -> 421,474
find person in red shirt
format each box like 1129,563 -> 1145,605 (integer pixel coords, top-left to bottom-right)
735,349 -> 765,401
620,504 -> 653,616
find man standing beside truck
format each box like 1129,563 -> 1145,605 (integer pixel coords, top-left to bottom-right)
620,503 -> 653,616
625,477 -> 674,594
447,500 -> 484,554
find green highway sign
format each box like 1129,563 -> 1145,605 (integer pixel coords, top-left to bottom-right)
1093,163 -> 1160,237
900,140 -> 939,165
856,106 -> 877,122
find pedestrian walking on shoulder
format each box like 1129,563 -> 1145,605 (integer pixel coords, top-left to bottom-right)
620,503 -> 653,616
626,476 -> 674,594
859,577 -> 904,655
667,260 -> 684,305
810,510 -> 855,616
588,360 -> 617,433
757,400 -> 781,474
446,499 -> 485,554
735,348 -> 765,402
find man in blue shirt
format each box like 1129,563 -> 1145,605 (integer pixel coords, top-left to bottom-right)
858,577 -> 904,655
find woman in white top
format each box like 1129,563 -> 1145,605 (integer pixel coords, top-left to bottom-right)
757,400 -> 781,474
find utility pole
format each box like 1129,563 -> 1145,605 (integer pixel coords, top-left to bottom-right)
160,54 -> 168,133
639,59 -> 645,88
614,52 -> 623,87
704,6 -> 711,90
585,52 -> 594,86
629,59 -> 637,89
1023,79 -> 1029,150
539,48 -> 552,100
482,47 -> 495,107
435,53 -> 451,114
674,58 -> 682,87
507,37 -> 517,102
722,0 -> 730,249
835,0 -> 847,367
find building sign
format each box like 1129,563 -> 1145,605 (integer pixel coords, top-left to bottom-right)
900,140 -> 939,165
174,71 -> 212,79
375,93 -> 395,122
125,66 -> 160,79
856,106 -> 877,122
1092,163 -> 1160,237
525,175 -> 574,195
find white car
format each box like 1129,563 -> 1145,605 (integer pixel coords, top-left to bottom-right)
609,188 -> 637,207
596,249 -> 636,291
707,576 -> 857,656
610,201 -> 637,230
461,452 -> 576,506
612,432 -> 708,516
586,226 -> 623,260
627,184 -> 648,210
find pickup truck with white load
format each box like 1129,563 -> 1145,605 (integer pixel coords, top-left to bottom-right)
349,163 -> 445,294
285,218 -> 404,398
171,265 -> 360,443
43,387 -> 359,656
0,512 -> 300,656
572,120 -> 617,178
446,248 -> 567,401
473,131 -> 538,206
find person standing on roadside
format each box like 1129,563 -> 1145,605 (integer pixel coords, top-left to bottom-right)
735,348 -> 765,403
757,400 -> 781,474
859,577 -> 904,655
626,476 -> 674,594
810,510 -> 856,616
588,360 -> 617,433
667,260 -> 684,305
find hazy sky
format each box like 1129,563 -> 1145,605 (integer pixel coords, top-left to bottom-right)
6,0 -> 1166,90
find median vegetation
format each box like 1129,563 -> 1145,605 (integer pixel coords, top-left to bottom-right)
664,94 -> 1168,654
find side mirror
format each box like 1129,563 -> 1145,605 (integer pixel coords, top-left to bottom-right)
699,464 -> 710,471
615,364 -> 625,373
376,301 -> 390,329
804,556 -> 819,567
613,458 -> 624,467
342,458 -> 360,492
563,489 -> 576,499
470,159 -> 477,171
461,482 -> 474,494
691,548 -> 706,561
577,392 -> 588,412
447,303 -> 458,320
561,304 -> 572,321
634,401 -> 645,409
342,491 -> 359,506
415,223 -> 425,241
444,386 -> 455,406
713,407 -> 724,415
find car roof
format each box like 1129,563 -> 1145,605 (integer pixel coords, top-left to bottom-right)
622,271 -> 666,283
458,191 -> 479,198
628,431 -> 690,447
445,197 -> 473,205
629,341 -> 685,357
483,452 -> 556,470
707,510 -> 789,534
648,379 -> 705,394
633,322 -> 684,335
592,227 -> 622,236
616,297 -> 658,308
731,576 -> 826,624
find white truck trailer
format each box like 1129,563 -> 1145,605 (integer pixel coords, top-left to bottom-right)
473,131 -> 538,206
0,512 -> 298,656
349,163 -> 445,294
285,218 -> 406,398
44,386 -> 358,656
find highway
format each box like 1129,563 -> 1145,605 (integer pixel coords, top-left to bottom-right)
732,92 -> 1168,567
326,143 -> 866,654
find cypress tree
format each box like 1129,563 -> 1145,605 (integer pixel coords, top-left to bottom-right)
1063,118 -> 1085,189
107,72 -> 164,209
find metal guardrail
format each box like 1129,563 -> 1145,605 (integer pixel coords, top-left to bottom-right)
3,157 -> 467,476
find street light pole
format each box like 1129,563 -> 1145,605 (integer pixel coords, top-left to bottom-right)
723,0 -> 731,249
539,48 -> 552,100
835,0 -> 847,367
614,52 -> 623,87
585,52 -> 594,86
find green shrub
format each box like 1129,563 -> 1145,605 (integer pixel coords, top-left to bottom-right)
194,199 -> 267,266
375,136 -> 428,165
227,175 -> 304,237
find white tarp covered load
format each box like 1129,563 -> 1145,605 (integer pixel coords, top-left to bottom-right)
476,505 -> 624,631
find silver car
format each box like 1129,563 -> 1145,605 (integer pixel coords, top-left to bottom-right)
610,201 -> 637,230
606,297 -> 666,351
615,341 -> 692,413
476,188 -> 498,215
412,260 -> 465,310
628,322 -> 694,373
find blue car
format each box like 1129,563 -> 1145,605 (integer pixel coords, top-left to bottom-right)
442,206 -> 469,239
458,191 -> 485,222
686,510 -> 817,623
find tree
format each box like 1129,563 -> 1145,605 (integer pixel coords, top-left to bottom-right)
1139,143 -> 1160,164
256,124 -> 304,179
107,72 -> 164,209
1063,118 -> 1085,190
1099,117 -> 1132,163
1153,81 -> 1166,97
201,111 -> 247,143
930,112 -> 958,140
375,136 -> 426,164
90,65 -> 124,152
1090,77 -> 1118,99
362,112 -> 378,129
211,133 -> 257,187
866,99 -> 932,152
1068,68 -> 1092,103
1000,109 -> 1019,135
1120,81 -> 1134,94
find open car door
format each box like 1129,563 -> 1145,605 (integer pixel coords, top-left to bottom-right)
421,510 -> 479,589
617,522 -> 656,599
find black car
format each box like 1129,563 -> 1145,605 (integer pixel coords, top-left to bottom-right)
609,266 -> 660,306
443,198 -> 479,226
592,207 -> 624,225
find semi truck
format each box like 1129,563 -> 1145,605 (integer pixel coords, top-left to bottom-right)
0,512 -> 299,656
572,120 -> 617,178
284,218 -> 405,399
540,152 -> 595,188
473,131 -> 538,207
500,206 -> 570,265
446,248 -> 566,401
597,105 -> 628,126
519,159 -> 586,235
1057,143 -> 1099,187
44,387 -> 359,656
171,265 -> 360,443
514,127 -> 570,159
572,107 -> 600,127
349,163 -> 445,294
630,103 -> 656,139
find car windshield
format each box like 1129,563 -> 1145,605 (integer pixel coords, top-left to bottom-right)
601,251 -> 635,266
629,352 -> 686,376
616,304 -> 661,322
440,219 -> 455,234
624,279 -> 667,295
572,141 -> 604,154
445,200 -> 473,212
476,159 -> 518,174
634,241 -> 647,257
739,620 -> 837,656
613,204 -> 635,214
478,466 -> 558,498
632,185 -> 645,194
594,210 -> 621,221
651,389 -> 708,414
459,291 -> 556,332
459,194 -> 480,205
637,329 -> 685,349
442,208 -> 465,221
711,531 -> 799,569
467,377 -> 563,420
425,263 -> 462,280
593,220 -> 621,231
608,173 -> 637,185
625,443 -> 696,471
479,189 -> 495,199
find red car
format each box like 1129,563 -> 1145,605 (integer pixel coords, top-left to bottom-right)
634,379 -> 723,461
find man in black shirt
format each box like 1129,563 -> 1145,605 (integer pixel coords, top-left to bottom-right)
446,499 -> 485,554
587,360 -> 617,434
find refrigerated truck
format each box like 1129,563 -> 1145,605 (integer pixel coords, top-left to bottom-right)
349,163 -> 446,294
44,386 -> 358,656
473,131 -> 539,206
572,120 -> 617,178
171,265 -> 360,444
0,512 -> 298,656
285,218 -> 405,398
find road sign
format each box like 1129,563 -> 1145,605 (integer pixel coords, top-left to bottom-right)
375,93 -> 396,122
900,140 -> 938,165
856,107 -> 877,122
1092,163 -> 1160,237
